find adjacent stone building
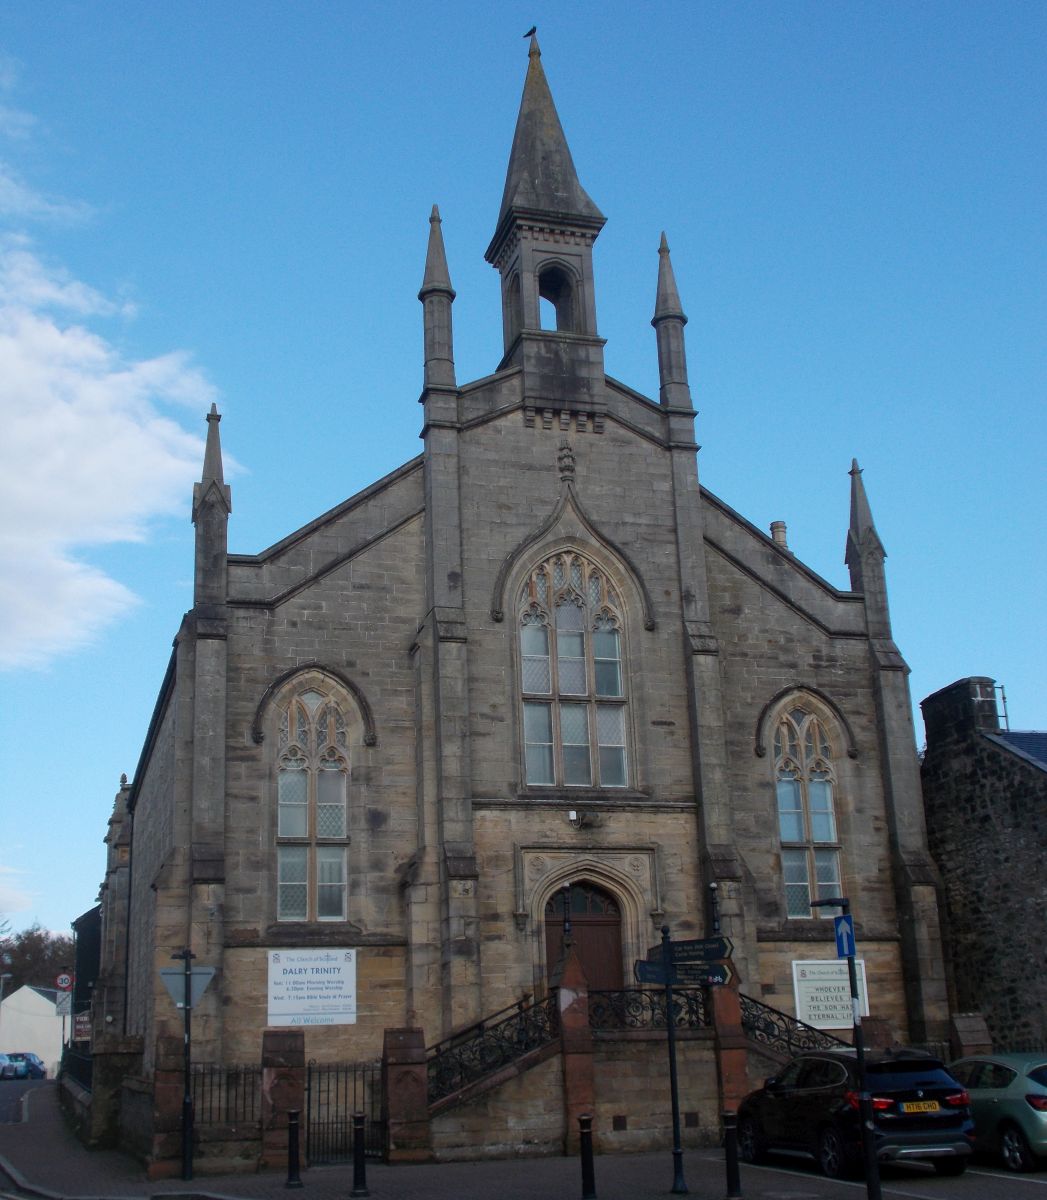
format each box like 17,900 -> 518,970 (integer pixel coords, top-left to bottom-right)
91,38 -> 953,1170
921,677 -> 1047,1049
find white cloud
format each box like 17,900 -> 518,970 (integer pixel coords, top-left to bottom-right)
0,70 -> 217,671
0,241 -> 215,669
0,866 -> 34,917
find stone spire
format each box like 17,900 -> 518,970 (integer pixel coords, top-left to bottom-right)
485,36 -> 607,394
418,205 -> 456,389
494,33 -> 604,231
845,459 -> 891,639
846,458 -> 885,574
651,232 -> 692,408
192,403 -> 231,609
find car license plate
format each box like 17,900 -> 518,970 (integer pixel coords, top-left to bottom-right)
901,1100 -> 940,1113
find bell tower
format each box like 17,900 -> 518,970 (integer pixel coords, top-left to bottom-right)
485,35 -> 607,417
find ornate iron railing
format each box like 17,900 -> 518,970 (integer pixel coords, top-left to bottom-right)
427,992 -> 560,1104
588,987 -> 710,1031
60,1047 -> 93,1092
739,992 -> 848,1057
190,1063 -> 262,1125
306,1059 -> 384,1162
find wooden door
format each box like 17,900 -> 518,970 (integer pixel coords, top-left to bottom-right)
545,881 -> 624,990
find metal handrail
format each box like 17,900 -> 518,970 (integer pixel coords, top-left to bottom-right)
426,992 -> 559,1103
738,992 -> 848,1057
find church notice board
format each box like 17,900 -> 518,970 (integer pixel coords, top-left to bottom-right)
267,949 -> 357,1026
792,959 -> 869,1028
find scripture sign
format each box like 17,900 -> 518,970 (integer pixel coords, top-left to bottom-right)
267,948 -> 357,1027
792,959 -> 869,1028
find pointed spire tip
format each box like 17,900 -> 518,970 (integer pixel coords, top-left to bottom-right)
430,203 -> 441,223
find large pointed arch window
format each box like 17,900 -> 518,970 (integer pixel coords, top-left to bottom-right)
519,551 -> 628,788
276,688 -> 349,922
774,707 -> 842,918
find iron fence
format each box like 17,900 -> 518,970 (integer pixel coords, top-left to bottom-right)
427,992 -> 560,1104
738,992 -> 848,1058
190,1063 -> 262,1126
588,986 -> 710,1031
60,1047 -> 93,1092
306,1059 -> 384,1163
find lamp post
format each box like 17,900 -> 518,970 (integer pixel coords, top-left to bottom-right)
171,947 -> 196,1181
810,897 -> 881,1200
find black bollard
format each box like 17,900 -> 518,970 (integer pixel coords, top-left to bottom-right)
350,1111 -> 370,1198
286,1109 -> 303,1189
722,1111 -> 742,1199
578,1113 -> 597,1200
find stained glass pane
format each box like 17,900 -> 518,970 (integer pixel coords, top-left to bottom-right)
808,776 -> 836,842
523,657 -> 552,692
561,704 -> 591,786
814,849 -> 841,895
776,774 -> 803,842
279,710 -> 290,749
277,846 -> 308,921
556,603 -> 583,630
560,704 -> 589,745
317,766 -> 347,837
564,746 -> 591,785
570,559 -> 583,590
335,709 -> 347,749
593,628 -> 622,696
300,690 -> 325,714
317,847 -> 346,920
588,572 -> 601,606
278,766 -> 308,837
536,570 -> 548,604
782,848 -> 811,917
553,558 -> 566,588
317,706 -> 330,751
296,707 -> 309,749
524,703 -> 553,785
521,624 -> 551,693
525,745 -> 554,784
596,704 -> 624,745
599,746 -> 626,787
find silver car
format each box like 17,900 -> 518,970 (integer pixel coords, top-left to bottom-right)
949,1053 -> 1047,1171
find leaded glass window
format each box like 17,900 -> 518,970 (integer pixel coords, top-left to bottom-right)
774,708 -> 842,918
275,688 -> 351,922
518,551 -> 628,788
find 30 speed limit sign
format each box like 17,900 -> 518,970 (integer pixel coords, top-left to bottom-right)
55,972 -> 73,991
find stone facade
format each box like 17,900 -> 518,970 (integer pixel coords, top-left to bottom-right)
90,37 -> 952,1170
921,677 -> 1047,1048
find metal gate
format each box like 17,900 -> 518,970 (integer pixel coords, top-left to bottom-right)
305,1059 -> 385,1163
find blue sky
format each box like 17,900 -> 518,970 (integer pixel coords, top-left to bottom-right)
1,1 -> 1043,936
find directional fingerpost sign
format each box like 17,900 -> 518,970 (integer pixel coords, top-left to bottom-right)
646,935 -> 734,964
675,961 -> 733,987
634,959 -> 669,985
834,913 -> 856,958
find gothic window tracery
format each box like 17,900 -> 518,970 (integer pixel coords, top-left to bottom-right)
276,686 -> 350,922
774,706 -> 842,918
519,551 -> 628,788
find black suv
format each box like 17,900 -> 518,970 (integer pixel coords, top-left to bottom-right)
738,1049 -> 975,1178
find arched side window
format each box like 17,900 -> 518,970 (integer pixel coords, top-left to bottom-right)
538,264 -> 576,332
276,687 -> 350,922
774,706 -> 842,918
519,551 -> 628,789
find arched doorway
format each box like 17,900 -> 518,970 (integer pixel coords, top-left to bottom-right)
544,880 -> 624,990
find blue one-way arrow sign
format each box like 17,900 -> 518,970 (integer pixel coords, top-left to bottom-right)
834,913 -> 856,958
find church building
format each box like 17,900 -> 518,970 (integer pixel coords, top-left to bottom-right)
90,38 -> 952,1170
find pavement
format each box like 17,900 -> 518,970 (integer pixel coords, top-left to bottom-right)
0,1082 -> 755,1200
